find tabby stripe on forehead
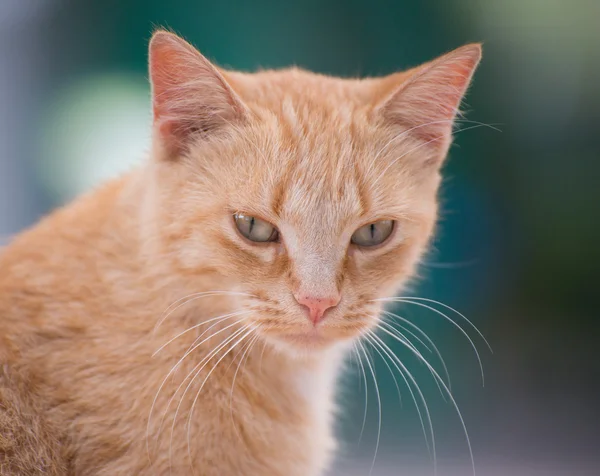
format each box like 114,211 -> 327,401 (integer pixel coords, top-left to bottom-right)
270,104 -> 305,217
271,156 -> 302,217
271,177 -> 287,217
353,165 -> 370,216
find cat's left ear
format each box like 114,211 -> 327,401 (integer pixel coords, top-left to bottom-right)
375,44 -> 482,167
148,31 -> 249,158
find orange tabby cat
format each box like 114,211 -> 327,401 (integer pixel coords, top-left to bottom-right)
0,31 -> 481,475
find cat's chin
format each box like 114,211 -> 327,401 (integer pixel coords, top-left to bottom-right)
264,328 -> 359,355
279,330 -> 331,347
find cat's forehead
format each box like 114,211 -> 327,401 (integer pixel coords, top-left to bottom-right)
226,124 -> 369,236
266,104 -> 374,229
226,68 -> 380,112
238,123 -> 403,236
222,69 -> 423,229
271,149 -> 367,233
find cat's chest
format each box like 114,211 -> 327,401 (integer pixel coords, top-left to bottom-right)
130,341 -> 340,476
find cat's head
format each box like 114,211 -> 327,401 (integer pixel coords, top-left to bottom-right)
146,31 -> 481,354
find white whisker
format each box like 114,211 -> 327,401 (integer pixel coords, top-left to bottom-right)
375,297 -> 488,385
369,328 -> 403,409
353,342 -> 369,445
365,331 -> 436,473
153,310 -> 249,357
357,339 -> 381,476
372,329 -> 476,476
229,333 -> 260,444
376,320 -> 447,400
164,324 -> 249,472
381,309 -> 451,381
155,291 -> 252,331
369,119 -> 500,171
393,297 -> 492,352
372,123 -> 493,189
186,327 -> 256,471
146,316 -> 248,463
382,313 -> 433,352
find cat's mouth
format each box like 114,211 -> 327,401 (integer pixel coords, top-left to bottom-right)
246,302 -> 374,350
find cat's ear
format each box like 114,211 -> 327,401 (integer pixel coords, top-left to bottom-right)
375,44 -> 482,166
148,31 -> 249,158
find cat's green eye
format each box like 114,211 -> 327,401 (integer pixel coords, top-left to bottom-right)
351,220 -> 395,247
234,213 -> 279,243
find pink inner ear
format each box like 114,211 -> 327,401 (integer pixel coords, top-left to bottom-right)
438,53 -> 481,119
380,44 -> 482,146
148,31 -> 247,157
149,34 -> 196,122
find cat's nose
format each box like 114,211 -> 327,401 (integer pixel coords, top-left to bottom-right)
294,293 -> 341,325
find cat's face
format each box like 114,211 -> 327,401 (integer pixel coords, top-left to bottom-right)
147,32 -> 480,354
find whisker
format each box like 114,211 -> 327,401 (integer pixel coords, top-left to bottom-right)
380,317 -> 449,396
372,123 -> 494,189
365,331 -> 436,473
353,342 -> 369,445
146,317 -> 247,462
383,311 -> 452,390
369,119 -> 501,170
372,329 -> 477,476
381,312 -> 433,352
153,310 -> 249,357
357,340 -> 381,476
167,324 -> 250,473
375,321 -> 447,399
159,322 -> 246,458
368,329 -> 403,409
229,333 -> 260,444
395,297 -> 492,352
349,346 -> 362,394
375,297 -> 488,385
186,327 -> 256,471
453,118 -> 502,132
155,291 -> 253,331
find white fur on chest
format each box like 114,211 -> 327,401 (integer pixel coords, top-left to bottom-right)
285,345 -> 348,474
291,347 -> 344,417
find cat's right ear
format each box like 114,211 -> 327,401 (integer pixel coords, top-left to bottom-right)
148,31 -> 249,158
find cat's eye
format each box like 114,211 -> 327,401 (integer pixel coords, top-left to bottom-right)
233,213 -> 279,243
351,220 -> 395,247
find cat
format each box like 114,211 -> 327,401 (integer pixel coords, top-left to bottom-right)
0,30 -> 481,475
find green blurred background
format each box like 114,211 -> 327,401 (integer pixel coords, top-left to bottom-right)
0,1 -> 598,475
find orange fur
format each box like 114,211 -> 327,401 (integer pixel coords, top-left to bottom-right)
0,31 -> 480,475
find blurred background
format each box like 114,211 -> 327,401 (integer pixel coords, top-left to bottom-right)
1,0 -> 598,475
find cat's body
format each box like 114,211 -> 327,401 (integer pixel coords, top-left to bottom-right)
0,32 -> 481,475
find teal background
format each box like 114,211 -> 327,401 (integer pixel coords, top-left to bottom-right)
0,0 -> 598,474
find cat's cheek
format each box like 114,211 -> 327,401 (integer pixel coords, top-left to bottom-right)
351,244 -> 420,297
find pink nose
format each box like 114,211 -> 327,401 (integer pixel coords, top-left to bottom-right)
294,293 -> 341,325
